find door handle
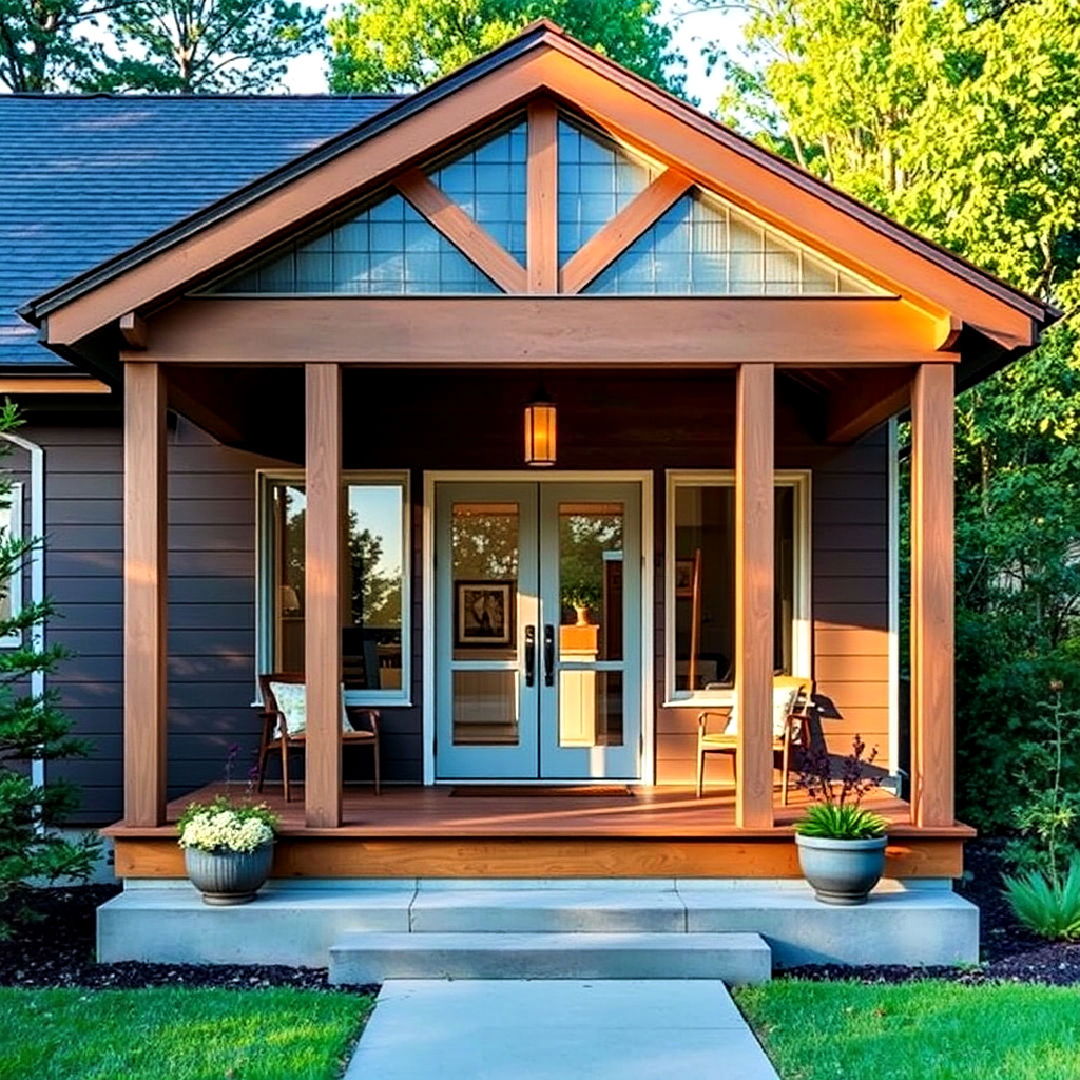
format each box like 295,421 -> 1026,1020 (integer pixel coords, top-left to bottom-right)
524,625 -> 536,688
543,624 -> 555,687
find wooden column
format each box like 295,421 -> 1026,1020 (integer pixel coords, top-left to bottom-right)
735,363 -> 775,828
123,362 -> 168,827
304,363 -> 343,828
526,98 -> 558,293
910,363 -> 955,827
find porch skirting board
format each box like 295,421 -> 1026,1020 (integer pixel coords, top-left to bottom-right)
96,878 -> 979,970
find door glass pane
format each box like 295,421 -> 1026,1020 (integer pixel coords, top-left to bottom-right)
451,502 -> 519,661
453,670 -> 519,745
558,671 -> 623,747
558,503 -> 624,661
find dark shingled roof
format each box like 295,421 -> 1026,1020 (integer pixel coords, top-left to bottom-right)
0,94 -> 398,369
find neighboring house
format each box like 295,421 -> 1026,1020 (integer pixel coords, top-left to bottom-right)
1,22 -> 1057,971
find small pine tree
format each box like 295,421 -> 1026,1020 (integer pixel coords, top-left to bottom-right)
0,403 -> 98,933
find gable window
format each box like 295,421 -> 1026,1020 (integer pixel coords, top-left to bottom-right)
258,472 -> 410,704
665,471 -> 809,704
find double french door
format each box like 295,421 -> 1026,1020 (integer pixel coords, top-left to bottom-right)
435,481 -> 642,780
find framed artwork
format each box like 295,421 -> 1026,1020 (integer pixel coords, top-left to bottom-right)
674,558 -> 696,599
455,581 -> 515,648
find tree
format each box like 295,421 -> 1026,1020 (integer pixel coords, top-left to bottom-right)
327,0 -> 686,96
99,0 -> 321,92
0,403 -> 97,933
0,0 -> 122,91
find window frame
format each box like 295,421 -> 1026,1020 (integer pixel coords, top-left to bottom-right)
663,469 -> 811,707
255,468 -> 411,707
0,481 -> 23,649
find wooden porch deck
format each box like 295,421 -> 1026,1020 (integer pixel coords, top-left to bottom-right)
105,783 -> 973,881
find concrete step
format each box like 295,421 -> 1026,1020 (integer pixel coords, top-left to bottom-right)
328,931 -> 771,985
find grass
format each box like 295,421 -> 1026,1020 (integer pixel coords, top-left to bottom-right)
0,986 -> 373,1080
735,980 -> 1080,1080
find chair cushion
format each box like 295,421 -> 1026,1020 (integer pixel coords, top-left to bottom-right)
722,686 -> 799,739
269,681 -> 352,737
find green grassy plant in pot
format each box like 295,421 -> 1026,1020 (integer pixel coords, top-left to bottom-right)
177,797 -> 279,905
794,736 -> 888,905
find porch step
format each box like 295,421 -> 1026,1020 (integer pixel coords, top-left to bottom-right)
327,930 -> 772,985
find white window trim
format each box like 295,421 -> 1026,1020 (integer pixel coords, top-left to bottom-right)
0,481 -> 24,649
662,469 -> 811,708
255,468 -> 411,707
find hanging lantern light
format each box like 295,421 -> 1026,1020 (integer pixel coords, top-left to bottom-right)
524,386 -> 557,467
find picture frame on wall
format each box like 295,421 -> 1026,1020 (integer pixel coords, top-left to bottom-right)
674,558 -> 696,599
455,581 -> 515,648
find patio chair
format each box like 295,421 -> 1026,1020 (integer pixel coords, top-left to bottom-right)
256,673 -> 381,802
695,675 -> 814,803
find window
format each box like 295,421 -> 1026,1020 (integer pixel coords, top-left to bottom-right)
0,482 -> 22,648
585,191 -> 875,295
259,472 -> 409,704
666,472 -> 809,703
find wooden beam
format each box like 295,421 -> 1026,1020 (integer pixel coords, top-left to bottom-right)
560,169 -> 693,294
735,362 -> 774,829
119,311 -> 148,349
910,363 -> 955,828
825,366 -> 914,444
123,362 -> 168,827
526,98 -> 558,293
0,378 -> 111,394
142,297 -> 952,367
396,169 -> 527,293
304,363 -> 343,828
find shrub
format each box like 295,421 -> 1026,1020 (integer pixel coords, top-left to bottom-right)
1002,858 -> 1080,941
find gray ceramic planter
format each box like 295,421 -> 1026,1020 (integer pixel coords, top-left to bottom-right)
185,844 -> 274,906
795,833 -> 887,905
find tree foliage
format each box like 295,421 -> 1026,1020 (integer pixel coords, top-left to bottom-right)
327,0 -> 685,95
0,403 -> 97,933
702,0 -> 1080,830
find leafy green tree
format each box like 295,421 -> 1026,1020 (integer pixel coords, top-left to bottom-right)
0,0 -> 123,90
327,0 -> 685,95
100,0 -> 321,92
0,403 -> 97,933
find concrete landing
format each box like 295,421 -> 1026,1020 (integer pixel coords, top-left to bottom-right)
344,980 -> 780,1080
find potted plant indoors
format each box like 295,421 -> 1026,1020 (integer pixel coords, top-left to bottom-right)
177,796 -> 278,905
794,736 -> 889,905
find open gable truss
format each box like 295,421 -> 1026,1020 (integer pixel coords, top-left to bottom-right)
23,20 -> 1054,358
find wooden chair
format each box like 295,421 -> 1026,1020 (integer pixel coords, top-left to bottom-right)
695,675 -> 814,803
256,673 -> 381,802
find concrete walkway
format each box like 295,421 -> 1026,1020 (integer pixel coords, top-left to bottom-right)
344,979 -> 781,1080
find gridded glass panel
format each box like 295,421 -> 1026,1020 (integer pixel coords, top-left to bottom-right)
213,192 -> 499,294
429,122 -> 527,265
585,190 -> 876,295
557,118 -> 657,264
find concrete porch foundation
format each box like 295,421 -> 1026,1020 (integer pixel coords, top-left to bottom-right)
97,877 -> 979,971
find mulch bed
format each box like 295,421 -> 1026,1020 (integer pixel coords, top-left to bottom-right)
0,885 -> 374,993
3,843 -> 1079,989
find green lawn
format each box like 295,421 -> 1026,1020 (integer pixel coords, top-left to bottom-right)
0,986 -> 373,1080
736,980 -> 1080,1080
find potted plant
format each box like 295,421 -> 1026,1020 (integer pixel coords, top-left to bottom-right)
177,796 -> 278,905
794,736 -> 889,906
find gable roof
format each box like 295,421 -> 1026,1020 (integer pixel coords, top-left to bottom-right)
17,20 -> 1057,362
0,93 -> 397,368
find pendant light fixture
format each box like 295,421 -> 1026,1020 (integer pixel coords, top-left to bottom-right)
524,385 -> 557,467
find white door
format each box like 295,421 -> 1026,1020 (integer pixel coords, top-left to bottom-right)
435,480 -> 642,780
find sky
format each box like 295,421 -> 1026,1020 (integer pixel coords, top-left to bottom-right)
281,1 -> 748,103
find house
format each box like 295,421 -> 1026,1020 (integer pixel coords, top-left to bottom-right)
1,22 -> 1056,976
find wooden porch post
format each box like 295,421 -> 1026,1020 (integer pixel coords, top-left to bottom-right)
910,363 -> 955,827
735,363 -> 775,828
305,363 -> 344,828
123,362 -> 168,827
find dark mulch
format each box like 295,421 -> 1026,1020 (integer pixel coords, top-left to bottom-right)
0,884 -> 375,993
4,843 -> 1080,989
782,840 -> 1080,986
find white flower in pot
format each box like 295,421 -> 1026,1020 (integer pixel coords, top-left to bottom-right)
178,797 -> 278,906
794,736 -> 889,905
